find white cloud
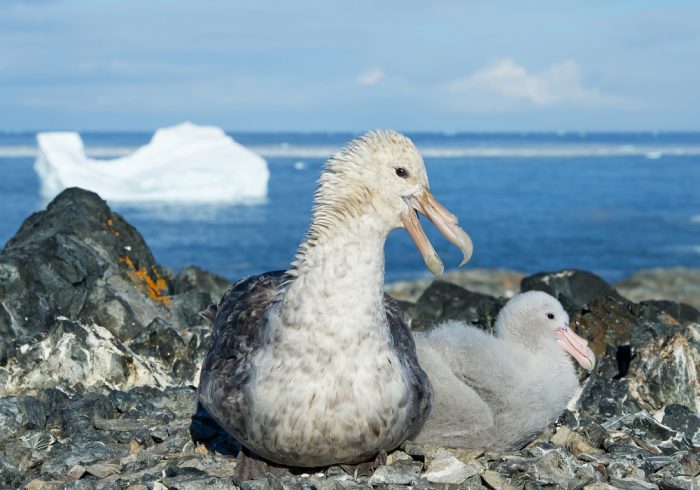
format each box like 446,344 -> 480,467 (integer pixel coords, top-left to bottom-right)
355,67 -> 385,86
444,59 -> 623,110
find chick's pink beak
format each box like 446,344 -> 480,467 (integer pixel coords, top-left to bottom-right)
556,327 -> 596,370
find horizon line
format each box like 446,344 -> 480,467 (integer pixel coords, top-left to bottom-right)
2,128 -> 700,135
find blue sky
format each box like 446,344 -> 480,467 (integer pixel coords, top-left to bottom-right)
1,0 -> 698,132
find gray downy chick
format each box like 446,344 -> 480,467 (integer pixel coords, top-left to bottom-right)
414,290 -> 595,449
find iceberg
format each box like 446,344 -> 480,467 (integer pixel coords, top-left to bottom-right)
34,122 -> 269,203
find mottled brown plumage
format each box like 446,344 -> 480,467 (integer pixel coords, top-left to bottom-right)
198,130 -> 471,468
199,271 -> 431,466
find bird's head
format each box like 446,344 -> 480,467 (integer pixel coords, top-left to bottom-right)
313,129 -> 472,276
496,291 -> 595,370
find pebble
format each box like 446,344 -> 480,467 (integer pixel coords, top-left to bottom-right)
422,449 -> 477,484
368,461 -> 423,485
481,470 -> 517,490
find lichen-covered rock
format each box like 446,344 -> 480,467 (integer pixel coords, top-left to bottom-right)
627,327 -> 700,413
0,318 -> 176,394
0,188 -> 227,389
0,188 -> 173,341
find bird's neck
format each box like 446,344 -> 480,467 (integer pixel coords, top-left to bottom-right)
279,213 -> 390,335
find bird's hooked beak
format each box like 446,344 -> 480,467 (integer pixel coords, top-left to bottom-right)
401,189 -> 473,277
555,327 -> 596,370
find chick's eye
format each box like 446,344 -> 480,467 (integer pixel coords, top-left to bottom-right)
547,313 -> 555,320
395,167 -> 408,178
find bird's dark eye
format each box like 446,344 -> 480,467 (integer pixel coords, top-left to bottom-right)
395,167 -> 408,178
547,313 -> 555,320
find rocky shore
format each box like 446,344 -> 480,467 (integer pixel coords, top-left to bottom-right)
0,188 -> 698,489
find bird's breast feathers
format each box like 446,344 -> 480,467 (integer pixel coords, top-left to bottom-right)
242,325 -> 414,463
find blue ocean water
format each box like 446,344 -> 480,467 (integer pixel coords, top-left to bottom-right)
1,131 -> 699,283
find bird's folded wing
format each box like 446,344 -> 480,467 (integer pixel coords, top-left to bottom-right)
413,340 -> 495,447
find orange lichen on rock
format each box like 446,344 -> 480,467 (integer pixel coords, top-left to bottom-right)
106,217 -> 120,237
119,256 -> 170,305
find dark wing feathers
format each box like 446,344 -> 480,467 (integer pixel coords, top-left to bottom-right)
198,271 -> 287,444
207,270 -> 287,360
384,293 -> 433,436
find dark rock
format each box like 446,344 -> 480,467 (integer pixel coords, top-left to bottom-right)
661,405 -> 700,445
0,190 -> 234,394
108,388 -> 158,416
578,373 -> 642,421
0,395 -> 46,448
657,477 -> 698,490
163,474 -> 239,489
61,393 -> 114,437
40,440 -> 125,479
521,269 -> 625,311
0,188 -> 175,341
607,412 -> 689,456
0,188 -> 231,390
557,410 -> 579,429
459,475 -> 487,489
409,281 -> 505,332
149,386 -> 199,419
36,388 -> 74,431
172,265 -> 230,305
127,318 -> 196,381
395,300 -> 421,327
494,448 -> 598,489
639,300 -> 700,325
241,479 -> 270,490
577,420 -> 609,449
571,297 -> 636,360
0,455 -> 23,489
168,266 -> 233,338
368,461 -> 423,485
608,476 -> 659,490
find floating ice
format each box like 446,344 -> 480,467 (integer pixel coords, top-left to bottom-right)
35,122 -> 269,203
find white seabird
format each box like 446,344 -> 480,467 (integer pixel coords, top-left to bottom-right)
414,290 -> 595,449
198,130 -> 473,467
